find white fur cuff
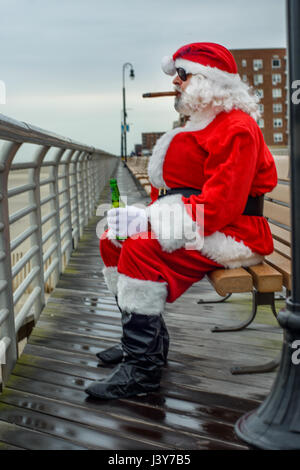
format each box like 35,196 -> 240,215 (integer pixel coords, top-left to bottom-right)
117,274 -> 168,315
103,266 -> 119,296
147,194 -> 204,253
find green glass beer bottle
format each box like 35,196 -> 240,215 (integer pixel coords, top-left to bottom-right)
109,178 -> 126,239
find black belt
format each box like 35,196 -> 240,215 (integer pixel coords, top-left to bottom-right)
158,187 -> 264,216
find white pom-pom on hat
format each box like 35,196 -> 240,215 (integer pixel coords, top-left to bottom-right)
161,55 -> 176,76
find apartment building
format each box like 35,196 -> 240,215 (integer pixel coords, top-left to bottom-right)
142,132 -> 165,153
230,48 -> 288,146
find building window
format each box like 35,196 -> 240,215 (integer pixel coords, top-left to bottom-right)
273,118 -> 283,128
274,133 -> 283,143
257,118 -> 264,128
256,89 -> 264,99
272,88 -> 282,98
258,104 -> 264,114
272,73 -> 282,85
272,58 -> 281,68
242,59 -> 247,67
254,74 -> 263,85
273,103 -> 283,113
242,74 -> 247,82
253,59 -> 263,70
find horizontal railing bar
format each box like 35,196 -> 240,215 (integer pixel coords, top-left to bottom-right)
60,213 -> 70,225
58,175 -> 67,180
44,258 -> 59,283
42,226 -> 57,245
13,266 -> 40,305
59,200 -> 69,211
58,188 -> 68,196
43,242 -> 58,264
61,239 -> 72,255
40,193 -> 55,206
0,337 -> 11,359
40,177 -> 55,186
9,203 -> 37,225
0,309 -> 9,326
8,183 -> 36,198
0,114 -> 106,153
0,280 -> 8,293
10,225 -> 38,252
41,209 -> 57,225
60,226 -> 70,241
15,287 -> 41,333
12,246 -> 39,278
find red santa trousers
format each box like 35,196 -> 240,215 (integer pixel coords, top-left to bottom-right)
100,229 -> 222,313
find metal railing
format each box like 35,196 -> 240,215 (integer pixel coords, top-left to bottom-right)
0,113 -> 118,386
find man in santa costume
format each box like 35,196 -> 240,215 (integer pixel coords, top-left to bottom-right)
85,42 -> 277,400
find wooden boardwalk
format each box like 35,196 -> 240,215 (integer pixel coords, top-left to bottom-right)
0,164 -> 284,450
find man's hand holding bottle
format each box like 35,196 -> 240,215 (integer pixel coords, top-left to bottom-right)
107,206 -> 148,239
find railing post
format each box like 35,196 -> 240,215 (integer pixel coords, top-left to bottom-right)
28,146 -> 50,321
0,141 -> 22,385
70,150 -> 83,249
48,148 -> 66,279
59,149 -> 75,267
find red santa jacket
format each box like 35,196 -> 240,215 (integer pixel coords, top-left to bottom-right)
147,109 -> 277,268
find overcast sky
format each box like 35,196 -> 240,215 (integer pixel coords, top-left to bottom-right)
0,0 -> 287,155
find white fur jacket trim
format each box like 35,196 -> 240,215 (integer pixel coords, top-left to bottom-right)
102,266 -> 119,296
147,193 -> 263,268
117,274 -> 168,315
148,110 -> 217,189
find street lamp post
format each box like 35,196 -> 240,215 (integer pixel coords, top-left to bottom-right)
121,62 -> 135,164
235,0 -> 300,449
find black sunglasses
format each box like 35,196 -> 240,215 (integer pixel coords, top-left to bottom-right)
176,67 -> 188,81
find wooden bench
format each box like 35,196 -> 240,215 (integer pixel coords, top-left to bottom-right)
203,154 -> 291,374
126,156 -> 152,196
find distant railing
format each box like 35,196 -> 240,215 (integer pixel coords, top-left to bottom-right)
0,113 -> 118,386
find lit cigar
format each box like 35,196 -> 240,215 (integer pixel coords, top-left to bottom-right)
142,91 -> 177,98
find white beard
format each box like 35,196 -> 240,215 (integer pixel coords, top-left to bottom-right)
174,75 -> 222,117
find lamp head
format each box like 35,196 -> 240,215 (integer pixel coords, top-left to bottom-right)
130,68 -> 135,80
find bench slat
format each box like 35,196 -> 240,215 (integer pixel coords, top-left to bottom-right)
208,268 -> 253,297
269,222 -> 291,246
273,155 -> 290,180
266,184 -> 290,204
264,200 -> 291,227
265,252 -> 292,290
274,239 -> 291,259
247,262 -> 282,293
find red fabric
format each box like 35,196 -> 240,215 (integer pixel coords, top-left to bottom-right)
155,110 -> 277,256
173,42 -> 238,74
100,230 -> 222,303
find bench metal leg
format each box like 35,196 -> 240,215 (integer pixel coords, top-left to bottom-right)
197,293 -> 232,304
230,352 -> 281,375
211,291 -> 278,333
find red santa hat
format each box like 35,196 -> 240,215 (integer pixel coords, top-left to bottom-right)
161,42 -> 239,83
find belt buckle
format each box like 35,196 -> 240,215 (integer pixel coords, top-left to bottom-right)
158,187 -> 167,196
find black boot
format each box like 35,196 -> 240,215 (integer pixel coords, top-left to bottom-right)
96,296 -> 124,364
96,294 -> 169,365
96,314 -> 169,365
86,312 -> 165,399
